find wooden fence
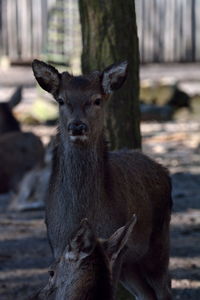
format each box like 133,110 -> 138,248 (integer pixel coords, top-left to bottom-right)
0,0 -> 81,64
0,0 -> 200,64
135,0 -> 200,62
0,0 -> 48,61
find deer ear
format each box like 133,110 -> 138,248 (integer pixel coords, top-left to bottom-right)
65,219 -> 96,261
8,86 -> 22,109
32,59 -> 60,94
102,215 -> 137,268
101,61 -> 128,94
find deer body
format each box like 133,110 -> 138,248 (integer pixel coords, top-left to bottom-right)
0,132 -> 44,193
0,86 -> 45,193
32,60 -> 172,300
48,142 -> 170,259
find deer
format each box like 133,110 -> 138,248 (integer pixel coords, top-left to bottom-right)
0,86 -> 45,193
10,138 -> 53,210
32,59 -> 172,300
34,216 -> 137,300
140,84 -> 191,122
0,131 -> 44,194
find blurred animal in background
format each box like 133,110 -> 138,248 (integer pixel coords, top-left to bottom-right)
167,85 -> 191,109
10,137 -> 54,211
0,86 -> 45,194
140,85 -> 191,121
0,132 -> 44,194
34,216 -> 137,300
0,86 -> 22,134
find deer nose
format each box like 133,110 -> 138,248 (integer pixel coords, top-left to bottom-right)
68,121 -> 88,136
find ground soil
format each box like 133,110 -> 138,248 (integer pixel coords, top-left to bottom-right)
142,121 -> 200,300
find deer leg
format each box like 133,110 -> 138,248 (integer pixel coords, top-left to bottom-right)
141,266 -> 172,300
111,254 -> 125,298
120,262 -> 157,300
140,222 -> 172,300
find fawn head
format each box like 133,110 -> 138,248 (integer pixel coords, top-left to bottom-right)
38,216 -> 136,300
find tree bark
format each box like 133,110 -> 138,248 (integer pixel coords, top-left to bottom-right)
79,0 -> 141,150
79,1 -> 140,298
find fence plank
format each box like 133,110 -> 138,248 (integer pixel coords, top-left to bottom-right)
136,0 -> 199,63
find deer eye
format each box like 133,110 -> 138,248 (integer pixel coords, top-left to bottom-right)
94,98 -> 101,106
49,270 -> 54,277
57,98 -> 64,105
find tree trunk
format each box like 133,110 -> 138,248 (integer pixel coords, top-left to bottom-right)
79,1 -> 139,298
79,0 -> 141,150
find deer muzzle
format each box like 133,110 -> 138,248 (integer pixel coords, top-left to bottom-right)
68,121 -> 88,142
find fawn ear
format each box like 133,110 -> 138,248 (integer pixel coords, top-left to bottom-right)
101,61 -> 128,94
32,59 -> 60,94
8,86 -> 22,109
65,219 -> 96,261
102,215 -> 137,268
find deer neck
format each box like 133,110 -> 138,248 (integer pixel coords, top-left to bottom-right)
58,133 -> 107,215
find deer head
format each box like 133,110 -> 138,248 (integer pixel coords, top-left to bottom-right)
32,60 -> 128,146
37,215 -> 136,300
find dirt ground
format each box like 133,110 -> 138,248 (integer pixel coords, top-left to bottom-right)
142,121 -> 200,300
0,65 -> 200,299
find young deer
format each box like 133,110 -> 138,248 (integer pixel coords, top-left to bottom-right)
35,216 -> 137,300
32,60 -> 172,300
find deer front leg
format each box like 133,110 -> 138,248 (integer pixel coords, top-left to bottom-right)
120,262 -> 157,300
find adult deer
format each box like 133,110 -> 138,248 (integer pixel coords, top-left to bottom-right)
35,216 -> 137,300
32,59 -> 172,300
